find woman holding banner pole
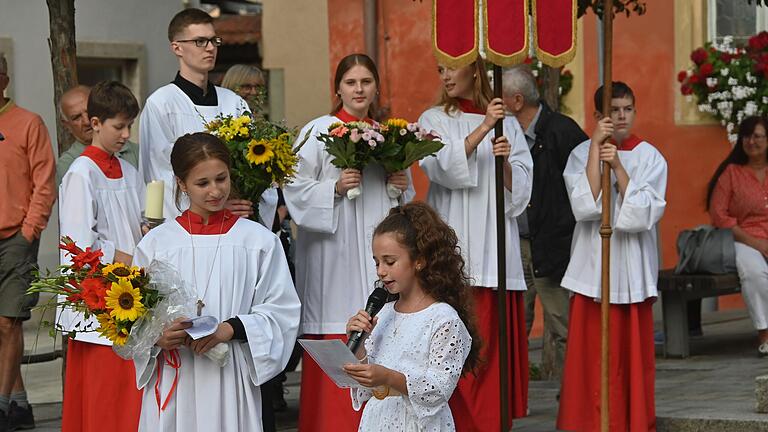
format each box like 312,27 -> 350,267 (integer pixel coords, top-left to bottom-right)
418,55 -> 532,431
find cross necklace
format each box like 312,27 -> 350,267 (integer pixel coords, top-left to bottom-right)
188,212 -> 226,316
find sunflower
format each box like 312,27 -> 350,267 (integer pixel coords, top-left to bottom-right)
105,279 -> 146,322
246,139 -> 275,165
97,313 -> 129,346
102,263 -> 140,282
385,118 -> 408,129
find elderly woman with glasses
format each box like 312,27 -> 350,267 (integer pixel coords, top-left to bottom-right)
221,64 -> 265,114
708,115 -> 768,356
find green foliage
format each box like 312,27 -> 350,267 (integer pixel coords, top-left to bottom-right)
577,0 -> 647,18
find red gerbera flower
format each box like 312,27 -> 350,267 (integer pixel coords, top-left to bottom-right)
80,277 -> 109,311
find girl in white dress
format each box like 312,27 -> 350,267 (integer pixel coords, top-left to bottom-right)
132,132 -> 301,432
283,53 -> 414,432
343,202 -> 480,432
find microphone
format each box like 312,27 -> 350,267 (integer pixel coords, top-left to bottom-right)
347,281 -> 389,354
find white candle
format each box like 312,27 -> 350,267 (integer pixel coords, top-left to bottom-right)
145,180 -> 164,219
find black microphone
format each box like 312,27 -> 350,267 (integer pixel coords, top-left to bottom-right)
347,281 -> 389,354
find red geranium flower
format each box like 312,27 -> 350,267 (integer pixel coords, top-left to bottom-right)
688,74 -> 701,85
691,48 -> 708,65
699,63 -> 714,77
80,277 -> 109,311
681,84 -> 693,95
677,71 -> 688,83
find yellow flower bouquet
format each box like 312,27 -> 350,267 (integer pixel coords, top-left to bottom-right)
29,237 -> 158,346
204,113 -> 303,216
30,237 -> 227,365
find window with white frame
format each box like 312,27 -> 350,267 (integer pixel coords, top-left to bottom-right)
708,0 -> 768,43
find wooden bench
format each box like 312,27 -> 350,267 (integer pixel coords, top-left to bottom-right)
658,269 -> 741,358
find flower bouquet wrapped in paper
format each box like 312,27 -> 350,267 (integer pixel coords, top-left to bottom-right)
29,237 -> 230,369
204,113 -> 302,215
374,118 -> 444,198
317,121 -> 384,199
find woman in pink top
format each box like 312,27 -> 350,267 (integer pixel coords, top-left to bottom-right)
708,115 -> 768,356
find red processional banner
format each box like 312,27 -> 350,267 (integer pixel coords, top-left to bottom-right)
432,0 -> 478,68
432,0 -> 577,69
483,0 -> 528,67
533,0 -> 577,67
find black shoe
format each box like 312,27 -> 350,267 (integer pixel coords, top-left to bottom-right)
0,409 -> 8,432
7,401 -> 34,431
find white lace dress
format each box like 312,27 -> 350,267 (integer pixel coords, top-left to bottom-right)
351,302 -> 472,431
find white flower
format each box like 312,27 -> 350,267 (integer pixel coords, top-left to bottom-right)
745,101 -> 758,116
728,133 -> 738,144
727,123 -> 735,132
399,128 -> 407,136
721,68 -> 730,76
728,77 -> 738,86
706,77 -> 718,87
531,69 -> 539,77
368,139 -> 377,148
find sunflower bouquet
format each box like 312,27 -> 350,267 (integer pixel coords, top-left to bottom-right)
204,112 -> 300,214
373,118 -> 444,198
30,237 -> 230,366
29,237 -> 157,346
318,121 -> 384,199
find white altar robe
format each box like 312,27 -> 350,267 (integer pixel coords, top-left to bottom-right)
132,216 -> 301,432
138,84 -> 277,223
561,139 -> 667,304
418,107 -> 532,290
283,114 -> 415,335
58,155 -> 144,345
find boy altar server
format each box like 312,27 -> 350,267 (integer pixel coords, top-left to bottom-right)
557,82 -> 667,432
58,81 -> 144,432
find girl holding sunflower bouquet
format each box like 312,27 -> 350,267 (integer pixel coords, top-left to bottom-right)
57,81 -> 144,432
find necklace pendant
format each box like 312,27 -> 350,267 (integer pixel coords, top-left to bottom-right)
196,299 -> 205,317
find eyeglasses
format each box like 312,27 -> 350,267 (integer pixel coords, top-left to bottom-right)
174,36 -> 223,48
237,84 -> 261,92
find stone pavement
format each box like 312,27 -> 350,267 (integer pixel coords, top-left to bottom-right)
18,306 -> 768,431
516,308 -> 768,431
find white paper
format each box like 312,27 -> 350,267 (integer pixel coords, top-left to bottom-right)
298,339 -> 364,388
183,315 -> 219,340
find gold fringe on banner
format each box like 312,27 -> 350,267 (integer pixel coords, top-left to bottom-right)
432,0 -> 479,69
533,0 -> 577,68
483,0 -> 529,67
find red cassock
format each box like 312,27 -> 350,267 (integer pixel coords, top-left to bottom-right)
557,294 -> 656,432
61,340 -> 142,432
298,334 -> 363,432
450,289 -> 528,431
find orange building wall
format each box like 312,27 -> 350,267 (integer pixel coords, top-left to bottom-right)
326,2 -> 742,309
